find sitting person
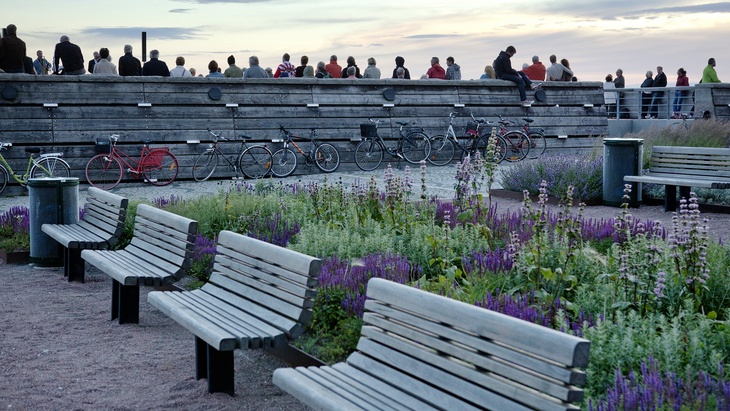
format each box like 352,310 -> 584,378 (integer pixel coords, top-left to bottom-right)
493,46 -> 540,106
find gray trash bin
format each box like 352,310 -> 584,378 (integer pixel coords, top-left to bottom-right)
28,177 -> 79,267
602,138 -> 643,207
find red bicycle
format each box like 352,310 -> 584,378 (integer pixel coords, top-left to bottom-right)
85,134 -> 179,190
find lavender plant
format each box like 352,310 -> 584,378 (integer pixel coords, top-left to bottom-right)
500,153 -> 603,200
0,206 -> 30,251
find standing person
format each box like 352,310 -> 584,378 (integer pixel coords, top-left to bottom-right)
92,48 -> 117,75
141,50 -> 170,76
647,66 -> 667,119
340,56 -> 362,78
169,56 -> 192,77
325,55 -> 341,79
494,45 -> 540,106
604,74 -> 617,117
53,35 -> 85,75
426,57 -> 445,79
274,53 -> 296,78
118,44 -> 141,76
392,56 -> 411,79
613,68 -> 625,116
702,58 -> 721,83
33,50 -> 52,75
640,70 -> 654,118
243,55 -> 269,79
545,54 -> 572,81
363,57 -> 381,79
444,56 -> 461,80
223,55 -> 243,78
87,50 -> 100,74
522,55 -> 546,81
0,24 -> 26,73
672,68 -> 689,118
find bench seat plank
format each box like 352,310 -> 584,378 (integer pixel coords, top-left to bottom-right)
147,230 -> 321,395
274,278 -> 590,411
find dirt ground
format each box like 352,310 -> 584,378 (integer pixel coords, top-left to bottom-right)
0,264 -> 309,411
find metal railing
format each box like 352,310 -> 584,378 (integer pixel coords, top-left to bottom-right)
603,86 -> 696,120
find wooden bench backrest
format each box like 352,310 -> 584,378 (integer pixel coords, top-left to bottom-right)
202,230 -> 320,340
79,187 -> 129,246
128,204 -> 198,281
650,146 -> 730,179
356,278 -> 591,411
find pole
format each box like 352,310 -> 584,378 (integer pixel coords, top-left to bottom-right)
141,32 -> 147,62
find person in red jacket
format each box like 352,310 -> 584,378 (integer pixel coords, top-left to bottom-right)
672,68 -> 690,118
426,57 -> 445,79
522,55 -> 546,81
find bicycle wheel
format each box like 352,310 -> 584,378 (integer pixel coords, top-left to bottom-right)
30,156 -> 71,178
473,135 -> 506,163
427,135 -> 455,166
86,154 -> 123,190
0,165 -> 8,194
402,132 -> 431,164
526,132 -> 546,159
239,145 -> 273,179
192,151 -> 218,181
502,131 -> 529,162
354,138 -> 384,171
314,143 -> 340,173
270,148 -> 297,177
142,149 -> 178,186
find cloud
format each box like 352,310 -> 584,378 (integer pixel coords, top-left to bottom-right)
169,8 -> 193,13
405,34 -> 464,39
81,27 -> 202,41
174,0 -> 271,3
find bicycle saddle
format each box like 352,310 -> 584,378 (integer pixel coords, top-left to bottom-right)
396,121 -> 411,126
25,147 -> 41,154
239,135 -> 253,140
141,139 -> 153,144
522,118 -> 534,123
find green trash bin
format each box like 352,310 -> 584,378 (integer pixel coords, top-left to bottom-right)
28,177 -> 79,267
602,138 -> 643,207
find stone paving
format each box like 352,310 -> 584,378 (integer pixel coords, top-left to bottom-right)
0,163 -> 505,212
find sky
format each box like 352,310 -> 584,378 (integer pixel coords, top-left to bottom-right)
4,0 -> 729,86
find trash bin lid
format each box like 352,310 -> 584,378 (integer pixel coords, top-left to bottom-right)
603,138 -> 643,146
27,177 -> 80,187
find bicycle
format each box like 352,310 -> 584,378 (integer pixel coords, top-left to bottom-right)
428,112 -> 507,166
497,114 -> 546,159
270,126 -> 341,178
192,129 -> 273,181
354,118 -> 431,171
0,142 -> 71,194
493,116 -> 530,162
85,135 -> 179,190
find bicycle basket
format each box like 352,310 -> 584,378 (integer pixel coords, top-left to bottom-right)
360,123 -> 378,138
95,138 -> 111,153
465,122 -> 479,135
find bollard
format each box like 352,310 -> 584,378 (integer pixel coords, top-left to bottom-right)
28,177 -> 79,267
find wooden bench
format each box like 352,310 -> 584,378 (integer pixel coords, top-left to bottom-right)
147,230 -> 321,395
81,204 -> 198,324
624,146 -> 730,211
273,278 -> 591,411
41,187 -> 128,282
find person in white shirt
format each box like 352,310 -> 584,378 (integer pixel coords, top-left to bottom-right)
92,48 -> 117,75
169,56 -> 192,77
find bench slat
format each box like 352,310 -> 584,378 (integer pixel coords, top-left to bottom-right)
82,249 -> 173,286
624,175 -> 724,188
272,367 -> 374,411
87,186 -> 129,208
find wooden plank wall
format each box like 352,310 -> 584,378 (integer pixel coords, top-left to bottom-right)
0,75 -> 610,186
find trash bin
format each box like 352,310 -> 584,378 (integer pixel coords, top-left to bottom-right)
28,177 -> 79,267
602,138 -> 643,207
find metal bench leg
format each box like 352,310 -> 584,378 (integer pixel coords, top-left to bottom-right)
111,280 -> 140,324
66,248 -> 85,283
679,186 -> 691,204
195,337 -> 208,380
207,344 -> 234,395
664,185 -> 677,212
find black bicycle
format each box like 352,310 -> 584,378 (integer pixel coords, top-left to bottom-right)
192,129 -> 273,181
354,118 -> 431,171
428,113 -> 507,165
270,126 -> 341,178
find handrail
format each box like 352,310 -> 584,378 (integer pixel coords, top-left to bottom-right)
602,85 -> 699,120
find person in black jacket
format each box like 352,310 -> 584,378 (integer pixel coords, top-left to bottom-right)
118,44 -> 141,76
53,35 -> 85,75
0,24 -> 26,73
141,50 -> 170,76
340,56 -> 362,78
493,46 -> 540,106
647,66 -> 667,119
391,56 -> 411,79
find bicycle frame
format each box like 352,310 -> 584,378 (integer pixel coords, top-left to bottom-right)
369,119 -> 419,155
105,137 -> 157,174
279,127 -> 319,161
0,144 -> 62,184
